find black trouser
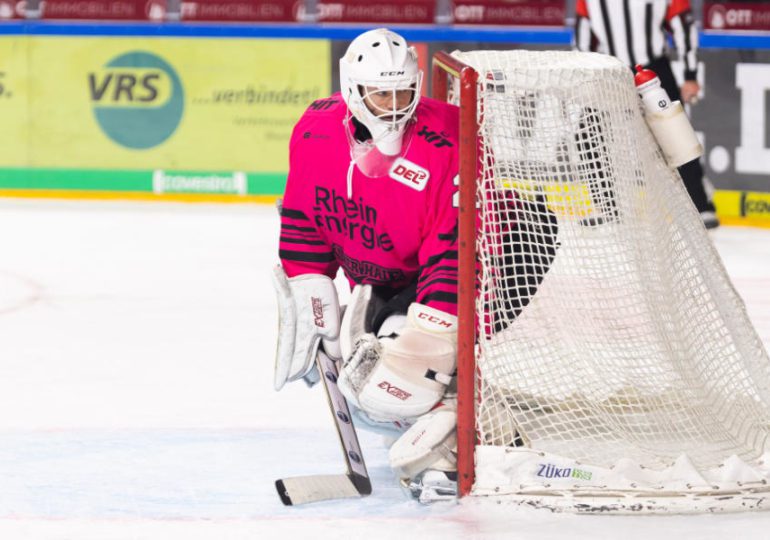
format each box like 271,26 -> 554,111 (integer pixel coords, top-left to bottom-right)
576,107 -> 617,221
643,57 -> 715,214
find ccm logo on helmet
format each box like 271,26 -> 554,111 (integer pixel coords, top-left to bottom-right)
389,157 -> 430,191
380,71 -> 405,76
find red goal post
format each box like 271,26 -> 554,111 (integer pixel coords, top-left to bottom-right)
431,51 -> 478,498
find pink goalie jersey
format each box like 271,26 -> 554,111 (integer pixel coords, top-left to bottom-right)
279,93 -> 460,316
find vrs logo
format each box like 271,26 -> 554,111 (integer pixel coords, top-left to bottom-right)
89,51 -> 184,149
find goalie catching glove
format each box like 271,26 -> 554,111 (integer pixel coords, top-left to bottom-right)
337,284 -> 457,422
272,265 -> 341,390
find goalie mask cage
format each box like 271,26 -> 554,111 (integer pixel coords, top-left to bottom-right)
432,49 -> 770,514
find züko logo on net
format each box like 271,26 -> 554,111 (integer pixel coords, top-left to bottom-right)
89,51 -> 184,150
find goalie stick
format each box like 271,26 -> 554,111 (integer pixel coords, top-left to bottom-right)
275,350 -> 372,505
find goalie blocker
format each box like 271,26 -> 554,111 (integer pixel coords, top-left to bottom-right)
272,266 -> 341,389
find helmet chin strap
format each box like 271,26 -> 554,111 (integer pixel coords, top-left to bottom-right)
368,123 -> 405,156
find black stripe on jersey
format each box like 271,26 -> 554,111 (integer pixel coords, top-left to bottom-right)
279,249 -> 334,262
418,290 -> 458,305
282,223 -> 317,233
419,275 -> 459,287
422,249 -> 458,270
280,208 -> 309,221
645,3 -> 654,63
682,13 -> 694,73
581,0 -> 698,78
279,236 -> 326,246
280,228 -> 322,241
437,224 -> 458,243
421,269 -> 458,283
417,277 -> 459,294
430,264 -> 459,275
598,0 -> 616,56
622,0 -> 636,67
574,15 -> 589,51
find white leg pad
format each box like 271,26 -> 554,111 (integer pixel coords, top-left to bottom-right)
388,399 -> 457,479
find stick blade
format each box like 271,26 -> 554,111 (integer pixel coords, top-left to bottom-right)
276,473 -> 371,506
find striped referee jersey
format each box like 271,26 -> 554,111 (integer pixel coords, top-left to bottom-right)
574,0 -> 699,80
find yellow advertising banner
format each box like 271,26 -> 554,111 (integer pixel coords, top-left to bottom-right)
0,36 -> 330,173
0,36 -> 30,167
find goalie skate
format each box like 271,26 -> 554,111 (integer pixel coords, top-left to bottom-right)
401,470 -> 458,504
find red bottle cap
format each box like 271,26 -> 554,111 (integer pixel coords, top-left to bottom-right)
634,64 -> 658,87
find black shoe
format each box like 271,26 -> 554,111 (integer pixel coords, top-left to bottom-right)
700,211 -> 720,230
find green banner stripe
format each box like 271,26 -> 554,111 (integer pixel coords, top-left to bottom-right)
0,168 -> 287,195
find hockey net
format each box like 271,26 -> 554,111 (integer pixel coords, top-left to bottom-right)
432,49 -> 770,513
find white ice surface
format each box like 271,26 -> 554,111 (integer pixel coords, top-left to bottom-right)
1,199 -> 769,539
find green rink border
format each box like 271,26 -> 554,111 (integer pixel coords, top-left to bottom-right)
0,167 -> 287,196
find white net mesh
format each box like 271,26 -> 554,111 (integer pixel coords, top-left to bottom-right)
452,50 -> 770,475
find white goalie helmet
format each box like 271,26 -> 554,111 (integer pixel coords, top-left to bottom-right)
340,28 -> 423,157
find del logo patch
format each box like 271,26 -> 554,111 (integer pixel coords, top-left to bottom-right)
388,158 -> 430,191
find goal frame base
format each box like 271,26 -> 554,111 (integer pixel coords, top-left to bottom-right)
468,491 -> 770,514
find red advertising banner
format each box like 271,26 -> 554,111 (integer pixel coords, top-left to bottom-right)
39,0 -> 166,20
0,0 -> 24,19
452,0 -> 565,26
180,0 -> 297,22
704,2 -> 770,31
313,0 -> 434,24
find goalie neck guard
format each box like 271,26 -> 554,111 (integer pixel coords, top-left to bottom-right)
339,28 -> 423,162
